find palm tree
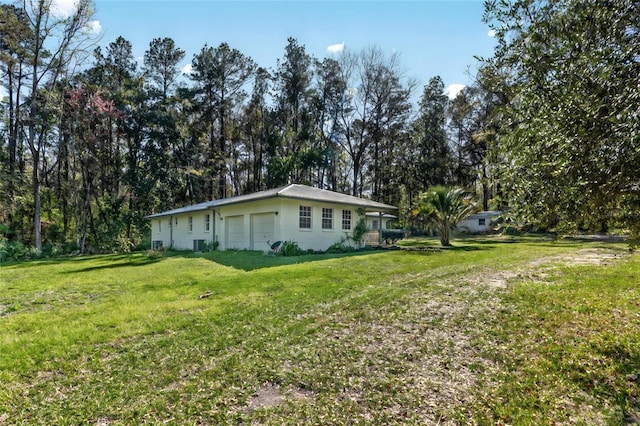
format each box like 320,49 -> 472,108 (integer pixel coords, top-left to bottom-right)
412,186 -> 477,246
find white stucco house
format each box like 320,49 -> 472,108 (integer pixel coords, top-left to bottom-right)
458,211 -> 501,234
146,184 -> 397,252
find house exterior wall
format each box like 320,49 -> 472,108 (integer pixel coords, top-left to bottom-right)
458,211 -> 500,234
150,210 -> 215,250
212,198 -> 364,252
151,198 -> 373,252
275,199 -> 362,251
150,217 -> 172,249
173,210 -> 215,250
215,199 -> 281,251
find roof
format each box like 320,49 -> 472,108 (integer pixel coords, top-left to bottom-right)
146,184 -> 397,219
365,212 -> 397,219
463,211 -> 503,220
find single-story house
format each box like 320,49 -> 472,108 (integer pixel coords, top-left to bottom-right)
146,184 -> 397,252
458,211 -> 502,234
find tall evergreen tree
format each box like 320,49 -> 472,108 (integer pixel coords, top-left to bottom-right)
270,37 -> 319,186
0,4 -> 32,220
411,76 -> 452,196
190,42 -> 255,199
240,67 -> 273,193
142,37 -> 186,212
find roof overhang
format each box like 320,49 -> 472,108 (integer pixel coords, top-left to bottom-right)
145,184 -> 397,219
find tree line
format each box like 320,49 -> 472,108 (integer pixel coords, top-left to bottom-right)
0,1 -> 494,254
1,0 -> 638,256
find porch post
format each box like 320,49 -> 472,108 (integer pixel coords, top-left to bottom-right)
378,211 -> 383,245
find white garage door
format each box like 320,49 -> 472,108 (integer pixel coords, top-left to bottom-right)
251,213 -> 275,250
225,215 -> 245,249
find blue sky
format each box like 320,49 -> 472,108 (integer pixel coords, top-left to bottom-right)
91,0 -> 496,98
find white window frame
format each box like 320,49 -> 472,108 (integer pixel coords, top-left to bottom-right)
299,206 -> 312,229
322,208 -> 333,230
342,210 -> 351,230
188,216 -> 193,233
205,214 -> 211,232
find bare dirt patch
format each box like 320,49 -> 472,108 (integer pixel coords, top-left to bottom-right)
561,248 -> 625,265
247,382 -> 284,410
245,382 -> 312,413
469,248 -> 628,290
527,247 -> 626,268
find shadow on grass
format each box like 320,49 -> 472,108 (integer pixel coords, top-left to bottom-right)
65,256 -> 164,273
44,249 -> 387,273
2,238 -> 496,273
193,249 -> 383,272
0,252 -> 155,270
8,234 -> 603,274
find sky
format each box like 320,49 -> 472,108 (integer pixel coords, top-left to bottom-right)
24,0 -> 499,100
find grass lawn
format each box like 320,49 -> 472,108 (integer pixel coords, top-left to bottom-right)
0,236 -> 638,424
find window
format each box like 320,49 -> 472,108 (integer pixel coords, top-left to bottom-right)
158,220 -> 162,232
478,218 -> 486,226
371,219 -> 379,230
152,240 -> 163,250
205,214 -> 211,232
322,208 -> 333,229
299,206 -> 312,229
188,216 -> 193,232
175,218 -> 178,226
342,210 -> 352,230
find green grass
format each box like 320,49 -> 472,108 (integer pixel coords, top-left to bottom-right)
0,236 -> 638,424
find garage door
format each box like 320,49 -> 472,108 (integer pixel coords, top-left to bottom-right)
225,215 -> 245,249
251,213 -> 275,251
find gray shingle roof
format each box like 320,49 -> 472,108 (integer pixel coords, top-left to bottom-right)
146,184 -> 396,219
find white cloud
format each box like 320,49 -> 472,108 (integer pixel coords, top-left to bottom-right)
51,0 -> 78,18
327,42 -> 345,54
445,84 -> 465,100
182,63 -> 193,74
488,29 -> 496,38
84,20 -> 102,35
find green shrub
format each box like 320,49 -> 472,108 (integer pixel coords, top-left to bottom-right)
146,249 -> 165,259
326,240 -> 357,254
351,208 -> 368,247
278,240 -> 305,256
0,240 -> 39,261
202,240 -> 219,252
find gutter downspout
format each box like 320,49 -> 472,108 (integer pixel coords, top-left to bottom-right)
211,209 -> 216,248
169,215 -> 174,249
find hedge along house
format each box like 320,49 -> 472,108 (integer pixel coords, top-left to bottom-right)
146,184 -> 397,252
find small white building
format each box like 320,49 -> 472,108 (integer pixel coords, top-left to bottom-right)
146,184 -> 396,252
457,211 -> 502,234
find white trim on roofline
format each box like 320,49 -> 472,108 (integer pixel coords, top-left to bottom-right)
145,184 -> 397,219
